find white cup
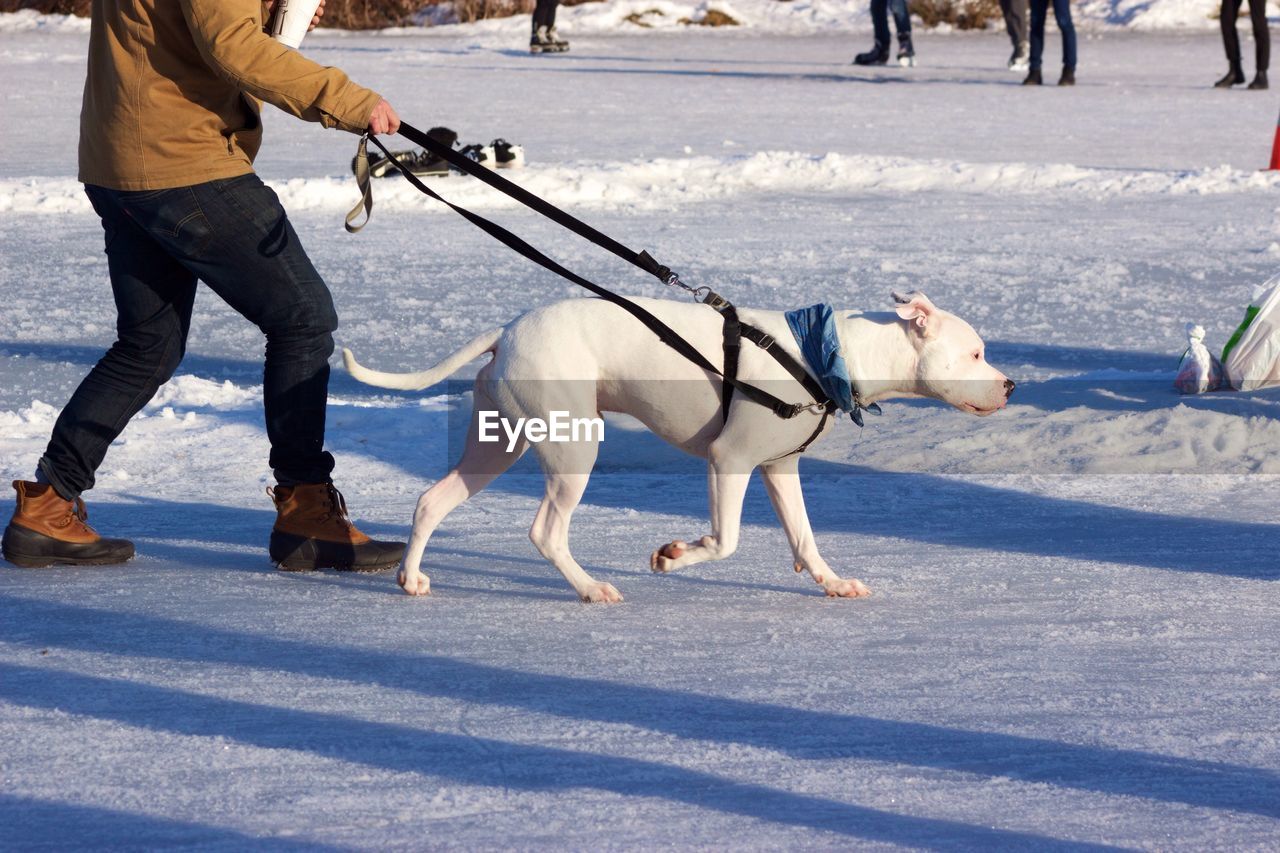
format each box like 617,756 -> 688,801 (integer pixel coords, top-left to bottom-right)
270,0 -> 322,49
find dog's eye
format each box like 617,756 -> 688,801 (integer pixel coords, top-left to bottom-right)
972,351 -> 982,361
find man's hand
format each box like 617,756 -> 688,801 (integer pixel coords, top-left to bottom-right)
368,99 -> 400,136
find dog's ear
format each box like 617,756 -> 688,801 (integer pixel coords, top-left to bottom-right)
892,291 -> 937,336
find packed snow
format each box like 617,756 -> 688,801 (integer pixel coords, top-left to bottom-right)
2,11 -> 1279,851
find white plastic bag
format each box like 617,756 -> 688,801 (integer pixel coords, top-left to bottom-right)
1222,273 -> 1280,391
1174,324 -> 1223,394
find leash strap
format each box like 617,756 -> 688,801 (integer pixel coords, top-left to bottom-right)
354,131 -> 826,419
363,122 -> 678,285
349,125 -> 847,452
719,305 -> 741,424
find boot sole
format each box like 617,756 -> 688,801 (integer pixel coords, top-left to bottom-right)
270,531 -> 402,574
3,553 -> 133,568
2,524 -> 134,568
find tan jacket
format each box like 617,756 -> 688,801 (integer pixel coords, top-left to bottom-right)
79,0 -> 382,190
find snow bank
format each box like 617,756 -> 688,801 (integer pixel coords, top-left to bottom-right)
407,0 -> 1222,33
852,396 -> 1280,476
1076,0 -> 1218,30
0,10 -> 89,33
5,153 -> 1277,218
0,0 -> 1223,37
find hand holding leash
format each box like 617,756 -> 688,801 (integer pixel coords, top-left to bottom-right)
368,100 -> 400,136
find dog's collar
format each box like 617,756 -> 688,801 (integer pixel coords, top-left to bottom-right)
784,303 -> 882,427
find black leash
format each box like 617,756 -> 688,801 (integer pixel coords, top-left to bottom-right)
347,121 -> 843,452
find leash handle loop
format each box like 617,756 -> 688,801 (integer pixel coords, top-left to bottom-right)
344,133 -> 374,233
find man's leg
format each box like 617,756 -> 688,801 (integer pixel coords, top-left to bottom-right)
40,186 -> 197,500
130,175 -> 339,488
4,185 -> 194,568
131,174 -> 401,571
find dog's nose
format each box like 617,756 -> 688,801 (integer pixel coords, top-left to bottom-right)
1004,378 -> 1016,398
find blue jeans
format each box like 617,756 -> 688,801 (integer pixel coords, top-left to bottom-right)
871,0 -> 911,47
39,175 -> 339,499
1029,0 -> 1077,70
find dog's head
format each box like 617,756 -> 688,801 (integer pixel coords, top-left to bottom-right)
892,291 -> 1013,415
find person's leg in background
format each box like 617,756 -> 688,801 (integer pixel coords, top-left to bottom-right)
3,184 -> 195,567
854,0 -> 893,65
1052,0 -> 1077,84
1024,0 -> 1047,84
531,0 -> 568,53
1217,0 -> 1247,86
1248,0 -> 1269,88
890,0 -> 915,66
1001,0 -> 1030,70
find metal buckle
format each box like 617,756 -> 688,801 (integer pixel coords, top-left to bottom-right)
701,291 -> 730,311
753,332 -> 775,350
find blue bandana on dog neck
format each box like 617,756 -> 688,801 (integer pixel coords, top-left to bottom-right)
784,303 -> 880,426
785,303 -> 855,413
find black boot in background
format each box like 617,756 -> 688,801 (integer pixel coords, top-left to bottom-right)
1215,67 -> 1245,87
853,42 -> 890,66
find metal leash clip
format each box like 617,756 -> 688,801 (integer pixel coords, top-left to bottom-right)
663,270 -> 718,307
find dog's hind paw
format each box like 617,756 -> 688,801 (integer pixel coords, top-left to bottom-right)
650,540 -> 687,573
397,569 -> 431,597
579,581 -> 623,603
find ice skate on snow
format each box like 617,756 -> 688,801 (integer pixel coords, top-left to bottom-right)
897,35 -> 916,67
1008,43 -> 1030,72
531,25 -> 569,54
457,142 -> 496,170
351,126 -> 457,179
492,138 -> 525,169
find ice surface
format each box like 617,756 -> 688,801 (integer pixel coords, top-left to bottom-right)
1,18 -> 1279,851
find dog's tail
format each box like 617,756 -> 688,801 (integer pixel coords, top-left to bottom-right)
341,328 -> 502,391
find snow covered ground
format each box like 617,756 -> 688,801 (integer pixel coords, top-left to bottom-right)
3,16 -> 1280,851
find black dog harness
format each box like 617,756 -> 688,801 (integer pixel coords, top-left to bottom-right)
348,122 -> 860,456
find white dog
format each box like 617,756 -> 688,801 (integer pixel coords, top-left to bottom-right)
343,291 -> 1012,602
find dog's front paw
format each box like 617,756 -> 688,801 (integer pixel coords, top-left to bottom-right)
650,540 -> 687,573
822,576 -> 871,598
579,581 -> 623,603
397,569 -> 431,597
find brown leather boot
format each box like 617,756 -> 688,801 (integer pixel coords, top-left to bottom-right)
268,483 -> 404,572
2,481 -> 135,568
